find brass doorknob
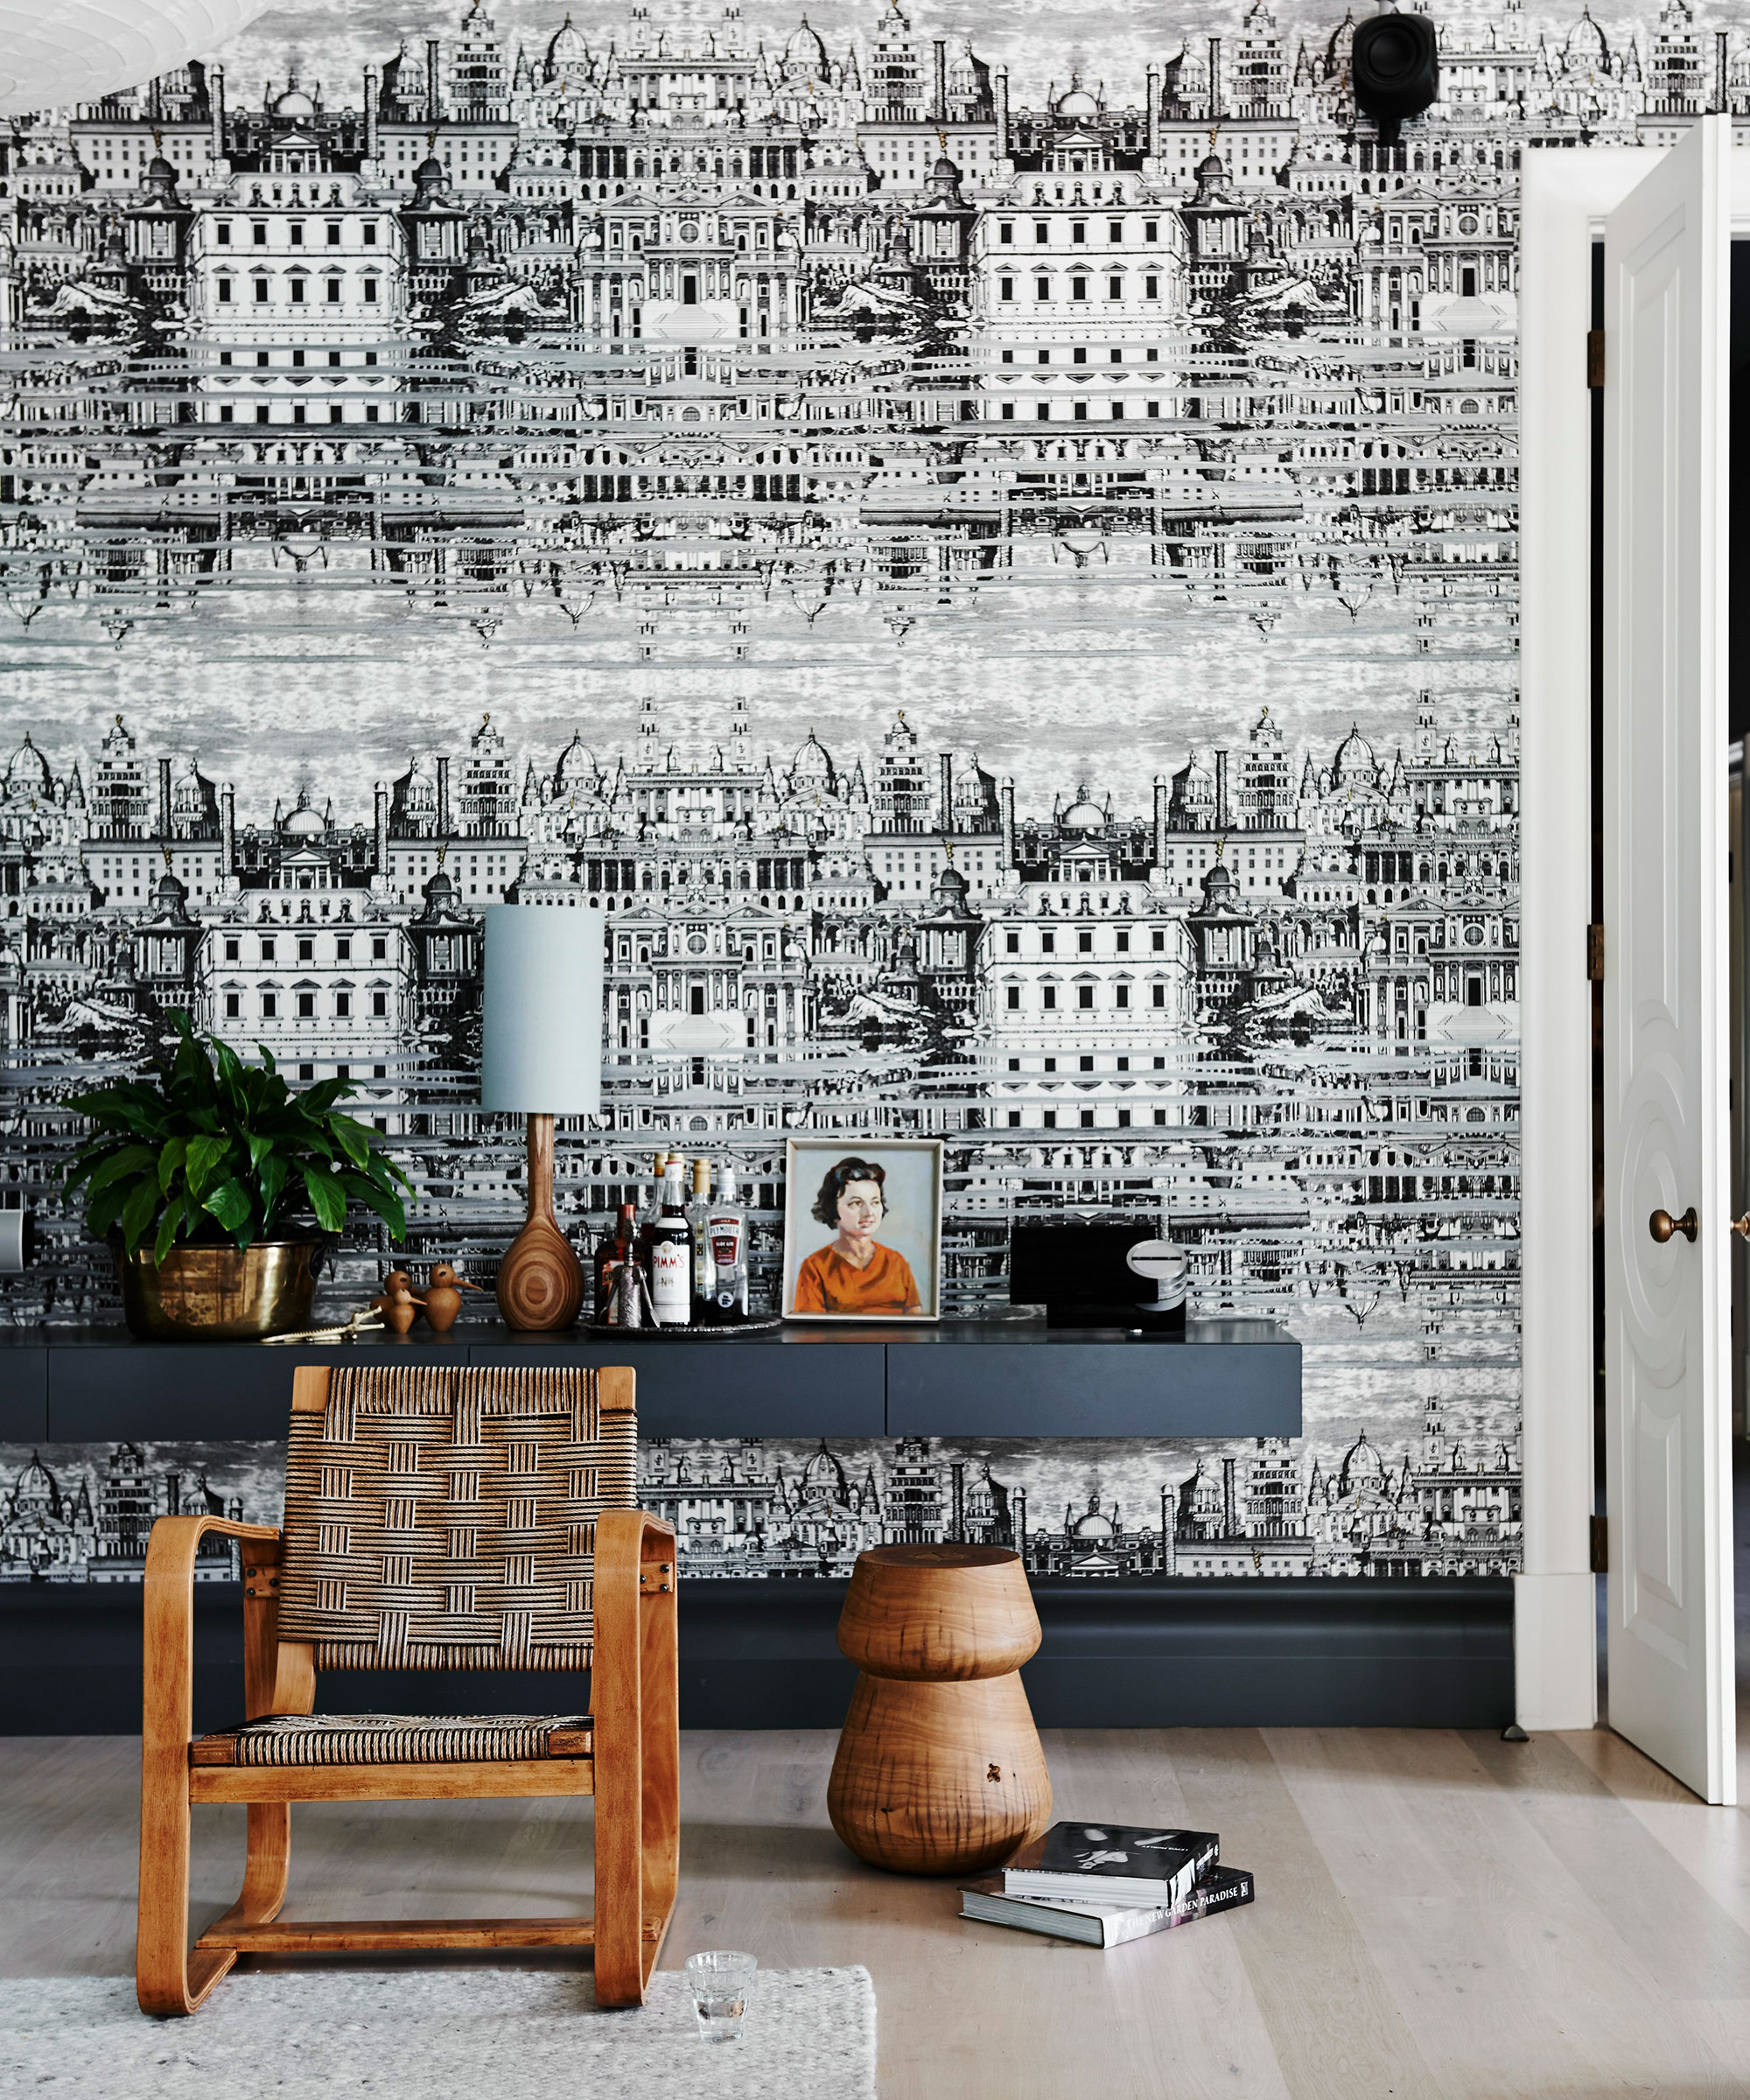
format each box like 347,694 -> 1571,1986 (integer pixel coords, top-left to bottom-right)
1733,1214 -> 1750,1241
1649,1207 -> 1698,1244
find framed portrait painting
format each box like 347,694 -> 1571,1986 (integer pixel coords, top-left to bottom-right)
781,1138 -> 944,1323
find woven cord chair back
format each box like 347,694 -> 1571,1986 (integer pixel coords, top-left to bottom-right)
277,1365 -> 636,1672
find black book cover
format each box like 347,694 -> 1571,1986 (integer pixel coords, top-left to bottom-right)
1004,1821 -> 1220,1903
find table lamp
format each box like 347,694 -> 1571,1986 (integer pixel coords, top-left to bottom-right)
480,904 -> 604,1331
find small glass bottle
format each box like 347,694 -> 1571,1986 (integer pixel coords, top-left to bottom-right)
707,1163 -> 749,1322
595,1201 -> 636,1322
641,1153 -> 670,1227
687,1158 -> 715,1319
634,1157 -> 666,1273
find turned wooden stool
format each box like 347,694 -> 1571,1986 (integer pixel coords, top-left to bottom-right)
826,1544 -> 1053,1876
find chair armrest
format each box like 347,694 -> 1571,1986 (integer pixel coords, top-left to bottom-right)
143,1518 -> 285,1762
594,1508 -> 677,1666
144,1515 -> 284,1592
596,1508 -> 676,1586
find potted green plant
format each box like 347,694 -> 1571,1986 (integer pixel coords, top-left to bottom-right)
63,1011 -> 414,1341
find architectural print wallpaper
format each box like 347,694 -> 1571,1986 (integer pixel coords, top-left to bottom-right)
9,0 -> 1680,1586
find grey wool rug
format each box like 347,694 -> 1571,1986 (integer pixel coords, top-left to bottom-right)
0,1965 -> 876,2099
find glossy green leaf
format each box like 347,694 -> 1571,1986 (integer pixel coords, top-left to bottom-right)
257,1152 -> 288,1230
66,1081 -> 171,1124
184,1134 -> 231,1199
211,1036 -> 246,1090
87,1180 -> 130,1240
202,1177 -> 254,1237
169,1021 -> 208,1100
153,1193 -> 187,1266
119,1174 -> 162,1255
88,1144 -> 157,1199
64,1139 -> 135,1194
299,1162 -> 347,1234
358,1149 -> 398,1194
158,1136 -> 188,1195
327,1114 -> 370,1169
341,1174 -> 407,1240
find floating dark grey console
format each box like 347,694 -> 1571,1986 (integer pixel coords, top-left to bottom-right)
467,1333 -> 886,1438
0,1318 -> 1301,1443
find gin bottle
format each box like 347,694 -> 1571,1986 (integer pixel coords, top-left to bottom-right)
707,1164 -> 749,1322
687,1158 -> 716,1318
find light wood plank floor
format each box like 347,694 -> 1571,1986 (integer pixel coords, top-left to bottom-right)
6,1723 -> 1750,2098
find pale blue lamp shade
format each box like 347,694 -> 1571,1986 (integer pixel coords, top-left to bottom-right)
480,905 -> 604,1116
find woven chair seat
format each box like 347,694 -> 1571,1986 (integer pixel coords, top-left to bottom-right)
190,1712 -> 593,1769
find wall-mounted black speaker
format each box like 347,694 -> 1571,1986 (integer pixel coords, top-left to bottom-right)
1351,12 -> 1439,137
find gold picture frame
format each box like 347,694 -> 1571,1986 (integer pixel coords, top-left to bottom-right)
780,1138 -> 944,1323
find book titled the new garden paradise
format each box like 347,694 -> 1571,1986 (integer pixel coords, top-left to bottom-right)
962,1864 -> 1256,1949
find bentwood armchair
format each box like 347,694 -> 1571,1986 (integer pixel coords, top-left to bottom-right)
136,1362 -> 677,2016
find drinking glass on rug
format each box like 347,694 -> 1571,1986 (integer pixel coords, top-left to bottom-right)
685,1950 -> 757,2040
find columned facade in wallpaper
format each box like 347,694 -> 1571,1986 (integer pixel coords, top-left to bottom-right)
9,0 -> 1699,1583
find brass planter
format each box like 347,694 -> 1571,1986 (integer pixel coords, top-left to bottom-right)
115,1237 -> 328,1342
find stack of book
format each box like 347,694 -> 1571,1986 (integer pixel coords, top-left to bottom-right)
960,1820 -> 1256,1950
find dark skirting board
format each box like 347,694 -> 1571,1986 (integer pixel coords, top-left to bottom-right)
1,1577 -> 1514,1735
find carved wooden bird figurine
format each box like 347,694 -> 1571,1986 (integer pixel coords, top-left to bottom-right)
373,1269 -> 424,1334
381,1278 -> 420,1335
423,1262 -> 481,1334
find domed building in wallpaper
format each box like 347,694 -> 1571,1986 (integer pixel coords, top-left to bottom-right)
0,1446 -> 243,1582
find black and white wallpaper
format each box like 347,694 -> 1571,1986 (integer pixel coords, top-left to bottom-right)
5,0 -> 1682,1583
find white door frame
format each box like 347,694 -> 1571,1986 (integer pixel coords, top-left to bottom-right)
1517,143 -> 1749,1730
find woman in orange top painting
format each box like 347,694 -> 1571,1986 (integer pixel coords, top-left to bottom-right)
791,1157 -> 924,1317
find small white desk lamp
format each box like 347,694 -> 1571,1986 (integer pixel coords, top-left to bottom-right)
480,905 -> 604,1331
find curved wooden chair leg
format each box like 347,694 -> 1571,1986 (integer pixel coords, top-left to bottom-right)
139,1803 -> 290,2015
198,1640 -> 310,1948
639,1557 -> 680,1991
200,1803 -> 291,1939
136,1513 -> 288,2017
137,1733 -> 236,2017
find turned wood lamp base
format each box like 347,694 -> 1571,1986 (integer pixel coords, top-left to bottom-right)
827,1544 -> 1053,1876
495,1114 -> 584,1332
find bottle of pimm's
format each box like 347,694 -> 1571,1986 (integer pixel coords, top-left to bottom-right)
648,1158 -> 693,1327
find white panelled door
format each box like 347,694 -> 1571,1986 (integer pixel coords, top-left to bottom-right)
1601,114 -> 1734,1804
